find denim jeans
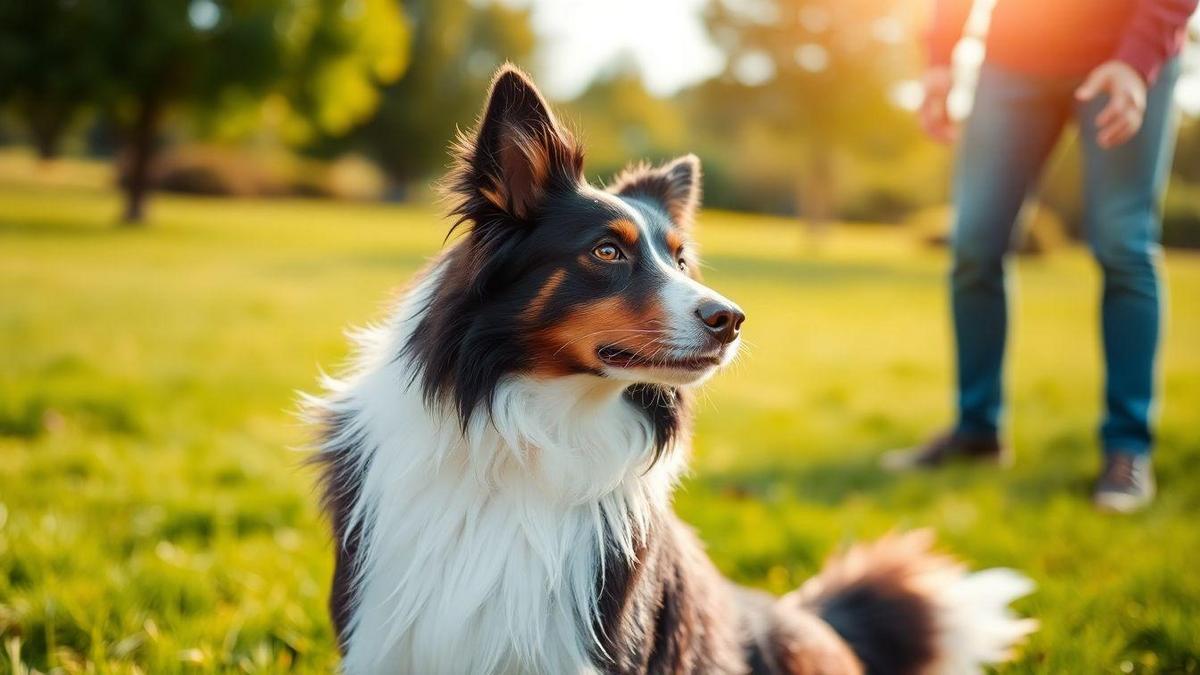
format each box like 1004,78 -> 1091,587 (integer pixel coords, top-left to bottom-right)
951,59 -> 1179,455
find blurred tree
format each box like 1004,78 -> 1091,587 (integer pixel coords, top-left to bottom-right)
339,0 -> 534,192
0,0 -> 407,224
703,0 -> 917,227
107,0 -> 408,223
0,1 -> 102,159
562,62 -> 689,181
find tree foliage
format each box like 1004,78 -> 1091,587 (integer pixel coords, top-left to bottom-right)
0,0 -> 409,223
561,65 -> 691,182
0,1 -> 104,158
342,0 -> 535,188
702,0 -> 918,221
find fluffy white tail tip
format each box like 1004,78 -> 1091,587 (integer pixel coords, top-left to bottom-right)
933,567 -> 1039,674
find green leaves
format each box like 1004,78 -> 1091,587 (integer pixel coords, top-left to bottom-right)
0,0 -> 411,154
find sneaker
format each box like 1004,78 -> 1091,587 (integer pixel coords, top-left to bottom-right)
880,430 -> 1010,471
1093,453 -> 1155,514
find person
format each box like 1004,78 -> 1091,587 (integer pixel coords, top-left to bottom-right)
883,0 -> 1197,513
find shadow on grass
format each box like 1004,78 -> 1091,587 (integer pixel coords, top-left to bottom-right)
0,215 -> 126,238
1007,465 -> 1095,506
694,456 -> 901,507
696,446 -> 1101,511
704,254 -> 940,287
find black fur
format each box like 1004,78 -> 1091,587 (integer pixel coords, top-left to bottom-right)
404,65 -> 701,438
589,514 -> 744,674
611,155 -> 702,227
311,409 -> 373,650
809,580 -> 938,675
400,190 -> 688,429
624,383 -> 687,465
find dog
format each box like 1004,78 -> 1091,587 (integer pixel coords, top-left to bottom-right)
307,65 -> 1037,674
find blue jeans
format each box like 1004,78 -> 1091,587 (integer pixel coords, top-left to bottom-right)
951,59 -> 1179,455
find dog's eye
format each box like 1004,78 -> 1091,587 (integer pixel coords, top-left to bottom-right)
593,243 -> 623,262
677,258 -> 688,272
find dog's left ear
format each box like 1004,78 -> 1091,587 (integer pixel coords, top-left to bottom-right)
446,65 -> 584,224
609,154 -> 702,227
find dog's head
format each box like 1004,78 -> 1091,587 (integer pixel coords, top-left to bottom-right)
411,65 -> 743,421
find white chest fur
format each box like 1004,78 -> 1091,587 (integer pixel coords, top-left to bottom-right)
310,272 -> 684,674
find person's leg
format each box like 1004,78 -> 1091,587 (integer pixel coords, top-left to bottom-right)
1077,58 -> 1180,457
951,66 -> 1072,440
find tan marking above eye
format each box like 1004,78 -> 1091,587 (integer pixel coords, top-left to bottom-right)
608,218 -> 640,247
665,229 -> 685,255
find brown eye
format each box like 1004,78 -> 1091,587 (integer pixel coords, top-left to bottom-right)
593,243 -> 622,262
677,258 -> 688,271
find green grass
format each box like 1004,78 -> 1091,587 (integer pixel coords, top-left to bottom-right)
1,161 -> 1199,673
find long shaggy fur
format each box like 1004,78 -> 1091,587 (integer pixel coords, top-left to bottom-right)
790,531 -> 1037,675
307,64 -> 1037,675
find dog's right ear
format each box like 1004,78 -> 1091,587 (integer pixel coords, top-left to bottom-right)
609,154 -> 702,228
444,65 -> 584,225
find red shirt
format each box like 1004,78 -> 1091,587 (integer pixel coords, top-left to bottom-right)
928,0 -> 1197,84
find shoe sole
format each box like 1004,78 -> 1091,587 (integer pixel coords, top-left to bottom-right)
1093,490 -> 1154,514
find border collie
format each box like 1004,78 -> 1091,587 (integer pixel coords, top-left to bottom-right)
307,65 -> 1037,674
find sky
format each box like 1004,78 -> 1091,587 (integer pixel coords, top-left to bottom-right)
525,0 -> 1200,116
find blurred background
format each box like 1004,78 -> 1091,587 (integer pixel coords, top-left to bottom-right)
2,1 -> 1199,673
1,0 -> 1198,241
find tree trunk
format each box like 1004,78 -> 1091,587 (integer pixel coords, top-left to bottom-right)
798,141 -> 835,249
121,94 -> 162,226
32,125 -> 61,161
22,102 -> 69,162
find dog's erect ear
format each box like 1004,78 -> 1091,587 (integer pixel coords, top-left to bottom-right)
445,65 -> 584,224
609,154 -> 702,227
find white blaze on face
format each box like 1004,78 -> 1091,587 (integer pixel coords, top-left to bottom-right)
604,194 -> 741,386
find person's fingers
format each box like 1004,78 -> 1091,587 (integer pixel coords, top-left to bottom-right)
1129,108 -> 1145,131
928,123 -> 954,144
1077,60 -> 1148,148
922,117 -> 950,143
1106,125 -> 1133,148
919,98 -> 954,144
1099,112 -> 1140,148
932,116 -> 958,144
1128,85 -> 1147,113
1075,69 -> 1108,101
919,108 -> 936,137
1115,110 -> 1143,145
1095,97 -> 1127,129
1095,93 -> 1149,148
1098,125 -> 1119,148
1098,116 -> 1126,147
1098,106 -> 1144,148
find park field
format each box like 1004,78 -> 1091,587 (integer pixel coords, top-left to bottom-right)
1,161 -> 1199,673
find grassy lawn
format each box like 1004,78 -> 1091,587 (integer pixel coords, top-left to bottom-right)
1,161 -> 1198,673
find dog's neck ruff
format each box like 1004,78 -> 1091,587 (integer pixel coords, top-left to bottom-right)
313,263 -> 686,674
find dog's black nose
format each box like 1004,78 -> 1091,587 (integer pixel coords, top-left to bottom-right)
696,300 -> 745,344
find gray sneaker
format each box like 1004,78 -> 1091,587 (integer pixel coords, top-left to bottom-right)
880,430 -> 1011,471
1093,453 -> 1155,513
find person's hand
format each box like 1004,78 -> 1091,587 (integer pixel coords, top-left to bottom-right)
918,65 -> 956,144
1075,60 -> 1147,149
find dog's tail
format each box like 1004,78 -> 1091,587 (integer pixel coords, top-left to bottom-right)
783,530 -> 1037,675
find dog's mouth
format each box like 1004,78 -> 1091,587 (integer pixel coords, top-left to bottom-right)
596,345 -> 722,371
